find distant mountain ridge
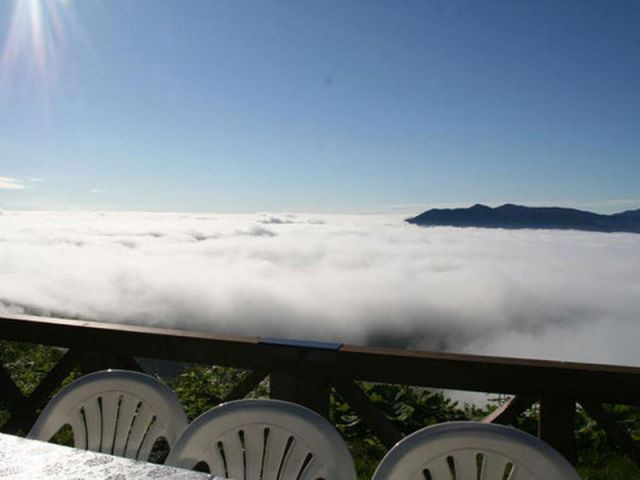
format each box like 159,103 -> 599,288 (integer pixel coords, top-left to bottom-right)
406,204 -> 640,233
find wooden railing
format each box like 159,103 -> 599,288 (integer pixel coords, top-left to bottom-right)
1,312 -> 640,465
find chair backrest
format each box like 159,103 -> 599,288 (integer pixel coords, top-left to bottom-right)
28,369 -> 188,461
165,399 -> 357,480
372,422 -> 581,480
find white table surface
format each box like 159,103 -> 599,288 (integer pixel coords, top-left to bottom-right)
0,433 -> 221,479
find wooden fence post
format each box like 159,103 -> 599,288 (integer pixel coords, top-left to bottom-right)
270,373 -> 330,417
539,395 -> 576,464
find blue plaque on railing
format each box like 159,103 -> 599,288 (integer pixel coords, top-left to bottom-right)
260,337 -> 342,351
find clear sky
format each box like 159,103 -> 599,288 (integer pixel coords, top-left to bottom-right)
0,0 -> 638,213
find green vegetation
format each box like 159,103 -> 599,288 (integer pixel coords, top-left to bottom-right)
1,341 -> 639,479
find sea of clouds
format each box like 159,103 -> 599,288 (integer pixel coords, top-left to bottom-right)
1,210 -> 639,367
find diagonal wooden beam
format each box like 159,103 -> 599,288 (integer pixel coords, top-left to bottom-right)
2,349 -> 82,434
224,370 -> 268,402
581,400 -> 640,467
0,363 -> 27,411
333,379 -> 402,449
483,396 -> 536,425
22,349 -> 83,410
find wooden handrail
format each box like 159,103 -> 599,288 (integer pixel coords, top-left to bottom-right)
1,313 -> 639,404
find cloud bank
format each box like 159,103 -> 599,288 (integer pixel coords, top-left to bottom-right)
0,211 -> 639,367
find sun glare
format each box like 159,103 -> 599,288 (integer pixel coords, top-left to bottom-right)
1,0 -> 78,90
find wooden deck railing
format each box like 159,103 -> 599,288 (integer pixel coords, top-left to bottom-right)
1,312 -> 639,465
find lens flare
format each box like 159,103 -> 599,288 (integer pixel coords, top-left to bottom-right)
1,0 -> 80,93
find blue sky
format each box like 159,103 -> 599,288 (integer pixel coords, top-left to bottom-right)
0,0 -> 638,213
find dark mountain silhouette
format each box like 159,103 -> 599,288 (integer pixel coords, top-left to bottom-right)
406,204 -> 640,233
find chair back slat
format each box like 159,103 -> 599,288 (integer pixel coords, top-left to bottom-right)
261,426 -> 291,480
452,449 -> 480,480
69,410 -> 87,450
278,436 -> 312,480
218,428 -> 245,480
98,392 -> 120,454
482,454 -> 516,480
83,397 -> 102,451
124,402 -> 155,458
242,425 -> 266,478
112,395 -> 140,456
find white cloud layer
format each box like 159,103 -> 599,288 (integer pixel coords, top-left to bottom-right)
0,211 -> 639,367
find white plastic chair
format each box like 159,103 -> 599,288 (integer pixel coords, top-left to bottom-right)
165,399 -> 357,480
28,369 -> 188,461
372,422 -> 581,480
